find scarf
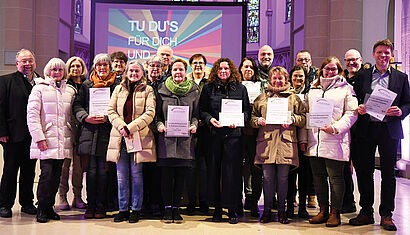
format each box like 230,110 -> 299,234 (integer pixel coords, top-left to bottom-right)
165,76 -> 193,96
89,70 -> 117,88
265,82 -> 291,97
319,75 -> 340,90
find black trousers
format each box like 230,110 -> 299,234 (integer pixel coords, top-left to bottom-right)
287,154 -> 314,207
241,134 -> 262,203
207,134 -> 242,209
352,122 -> 398,217
161,166 -> 187,207
0,137 -> 37,209
37,159 -> 64,210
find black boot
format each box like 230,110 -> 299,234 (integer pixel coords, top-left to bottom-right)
36,209 -> 49,223
172,207 -> 183,223
162,207 -> 173,223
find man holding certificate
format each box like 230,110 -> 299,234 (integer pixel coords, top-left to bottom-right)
350,39 -> 410,231
199,58 -> 250,224
251,66 -> 306,224
72,53 -> 119,219
155,59 -> 199,223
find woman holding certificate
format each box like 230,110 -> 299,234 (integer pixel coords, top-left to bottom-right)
73,53 -> 119,219
199,58 -> 250,224
106,60 -> 156,223
27,58 -> 76,223
251,66 -> 306,224
238,57 -> 262,217
304,57 -> 358,227
155,58 -> 199,223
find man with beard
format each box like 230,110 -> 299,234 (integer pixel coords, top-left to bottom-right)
0,49 -> 39,218
257,45 -> 274,92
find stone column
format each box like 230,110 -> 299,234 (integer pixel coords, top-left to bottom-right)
304,0 -> 363,67
0,0 -> 59,76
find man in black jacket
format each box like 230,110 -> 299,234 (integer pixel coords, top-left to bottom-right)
349,39 -> 410,231
0,49 -> 39,217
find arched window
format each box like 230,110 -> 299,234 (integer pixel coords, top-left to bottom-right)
74,0 -> 83,34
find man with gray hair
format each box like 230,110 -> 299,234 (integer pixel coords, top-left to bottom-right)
156,45 -> 174,78
0,49 -> 39,218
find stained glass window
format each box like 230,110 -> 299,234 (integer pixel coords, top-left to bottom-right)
247,0 -> 260,43
286,0 -> 292,22
74,0 -> 83,34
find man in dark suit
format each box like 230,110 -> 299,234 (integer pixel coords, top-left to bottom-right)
349,39 -> 410,231
0,49 -> 39,217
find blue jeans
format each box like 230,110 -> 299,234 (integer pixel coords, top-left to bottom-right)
117,142 -> 143,211
262,164 -> 290,212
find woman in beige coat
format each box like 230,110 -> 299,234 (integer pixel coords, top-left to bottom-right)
106,59 -> 156,223
251,67 -> 306,224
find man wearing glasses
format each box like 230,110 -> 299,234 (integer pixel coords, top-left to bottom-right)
295,50 -> 318,84
0,49 -> 39,218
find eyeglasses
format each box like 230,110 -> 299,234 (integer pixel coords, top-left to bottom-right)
323,67 -> 338,72
344,57 -> 361,63
192,61 -> 204,65
296,58 -> 311,62
18,59 -> 35,64
149,64 -> 161,69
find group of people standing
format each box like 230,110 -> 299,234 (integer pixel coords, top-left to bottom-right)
0,39 -> 409,232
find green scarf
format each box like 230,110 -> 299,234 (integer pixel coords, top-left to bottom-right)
165,76 -> 193,96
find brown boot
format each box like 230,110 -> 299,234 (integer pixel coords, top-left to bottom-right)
309,206 -> 329,224
326,208 -> 341,227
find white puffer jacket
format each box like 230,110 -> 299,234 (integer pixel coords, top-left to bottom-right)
303,75 -> 358,161
27,77 -> 76,160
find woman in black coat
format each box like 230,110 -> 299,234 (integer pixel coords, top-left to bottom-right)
72,53 -> 119,219
199,58 -> 250,224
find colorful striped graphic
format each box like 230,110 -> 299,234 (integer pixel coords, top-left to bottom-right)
108,8 -> 222,67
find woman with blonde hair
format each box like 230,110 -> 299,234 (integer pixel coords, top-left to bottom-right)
27,58 -> 76,222
251,66 -> 306,224
58,56 -> 88,210
106,59 -> 156,223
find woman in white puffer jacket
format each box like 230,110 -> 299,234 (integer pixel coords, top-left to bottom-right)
302,56 -> 358,227
27,58 -> 76,223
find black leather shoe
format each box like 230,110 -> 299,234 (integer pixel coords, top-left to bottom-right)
36,210 -> 49,223
186,202 -> 196,215
129,211 -> 140,223
162,207 -> 173,223
212,208 -> 222,222
349,213 -> 375,226
47,208 -> 60,220
173,207 -> 184,223
228,210 -> 239,224
114,211 -> 129,222
21,205 -> 37,215
260,210 -> 272,223
0,207 -> 12,218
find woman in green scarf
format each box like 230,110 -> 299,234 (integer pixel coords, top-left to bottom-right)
155,58 -> 200,223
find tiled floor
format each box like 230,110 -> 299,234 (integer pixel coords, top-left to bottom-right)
0,170 -> 408,235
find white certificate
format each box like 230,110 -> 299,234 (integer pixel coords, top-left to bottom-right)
242,81 -> 261,103
124,132 -> 142,153
265,98 -> 291,124
221,99 -> 242,113
365,84 -> 397,121
219,112 -> 245,127
309,97 -> 334,128
166,105 -> 190,137
89,87 -> 110,115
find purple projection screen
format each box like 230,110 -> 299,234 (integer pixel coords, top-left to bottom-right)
92,1 -> 246,67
